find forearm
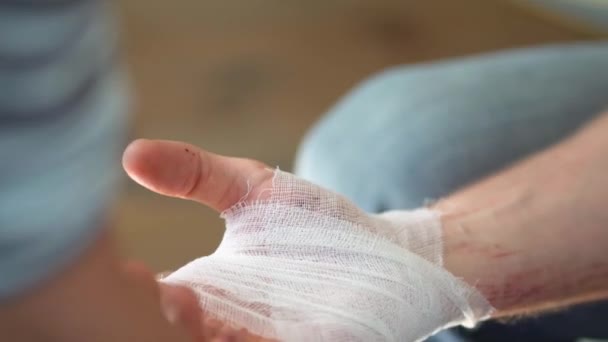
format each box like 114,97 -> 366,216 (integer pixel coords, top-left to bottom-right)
437,112 -> 608,316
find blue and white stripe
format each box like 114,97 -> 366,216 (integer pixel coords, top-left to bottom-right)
0,0 -> 128,299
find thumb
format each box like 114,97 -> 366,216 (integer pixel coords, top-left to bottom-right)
122,139 -> 273,212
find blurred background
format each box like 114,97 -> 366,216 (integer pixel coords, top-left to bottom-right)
113,0 -> 606,272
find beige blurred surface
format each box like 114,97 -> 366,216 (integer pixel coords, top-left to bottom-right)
114,0 -> 598,271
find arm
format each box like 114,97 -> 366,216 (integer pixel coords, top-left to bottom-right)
438,112 -> 608,316
121,111 -> 608,341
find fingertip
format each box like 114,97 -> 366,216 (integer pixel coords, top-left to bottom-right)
122,260 -> 155,282
122,260 -> 161,298
122,138 -> 151,169
122,139 -> 201,197
121,138 -> 157,186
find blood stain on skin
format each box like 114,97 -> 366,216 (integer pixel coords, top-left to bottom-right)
492,251 -> 515,258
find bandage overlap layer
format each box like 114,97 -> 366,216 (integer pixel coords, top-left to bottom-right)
163,170 -> 492,342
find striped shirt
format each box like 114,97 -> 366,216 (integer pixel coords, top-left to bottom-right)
0,0 -> 128,299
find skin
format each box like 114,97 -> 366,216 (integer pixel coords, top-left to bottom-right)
1,112 -> 607,341
438,112 -> 608,315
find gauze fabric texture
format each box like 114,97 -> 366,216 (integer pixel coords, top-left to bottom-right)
162,170 -> 493,341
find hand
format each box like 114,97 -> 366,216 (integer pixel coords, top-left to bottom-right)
123,139 -> 274,342
123,139 -> 491,342
122,260 -> 260,342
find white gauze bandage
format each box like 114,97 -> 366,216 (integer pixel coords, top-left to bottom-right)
162,170 -> 493,341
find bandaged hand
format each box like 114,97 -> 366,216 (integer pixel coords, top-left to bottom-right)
123,139 -> 493,342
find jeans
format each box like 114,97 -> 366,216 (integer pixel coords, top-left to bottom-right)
294,42 -> 608,342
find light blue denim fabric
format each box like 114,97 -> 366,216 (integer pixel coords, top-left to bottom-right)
0,1 -> 127,299
295,42 -> 608,341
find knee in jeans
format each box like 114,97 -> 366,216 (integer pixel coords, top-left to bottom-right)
294,68 -> 425,211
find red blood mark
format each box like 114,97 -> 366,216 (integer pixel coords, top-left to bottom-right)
507,268 -> 544,283
478,281 -> 547,308
448,241 -> 516,258
476,267 -> 548,308
491,251 -> 515,258
514,284 -> 546,301
574,262 -> 608,288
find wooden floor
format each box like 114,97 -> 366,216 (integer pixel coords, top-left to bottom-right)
113,0 -> 598,271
